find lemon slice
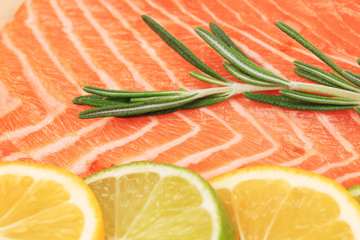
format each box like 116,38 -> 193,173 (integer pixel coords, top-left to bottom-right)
209,165 -> 360,239
85,161 -> 236,240
0,161 -> 104,240
348,185 -> 360,203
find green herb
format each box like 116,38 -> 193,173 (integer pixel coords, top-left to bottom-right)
74,16 -> 360,119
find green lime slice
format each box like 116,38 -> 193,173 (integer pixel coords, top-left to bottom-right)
348,185 -> 360,203
85,161 -> 236,240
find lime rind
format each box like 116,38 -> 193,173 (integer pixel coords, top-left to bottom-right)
348,185 -> 360,203
85,161 -> 236,240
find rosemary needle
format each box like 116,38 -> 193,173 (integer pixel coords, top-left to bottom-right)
74,16 -> 360,119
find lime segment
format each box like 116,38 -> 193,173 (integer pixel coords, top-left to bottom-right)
85,161 -> 236,240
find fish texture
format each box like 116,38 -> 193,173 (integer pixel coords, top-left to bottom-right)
1,0 -> 360,187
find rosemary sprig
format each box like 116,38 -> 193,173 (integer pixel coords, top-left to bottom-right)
74,15 -> 360,118
244,92 -> 355,111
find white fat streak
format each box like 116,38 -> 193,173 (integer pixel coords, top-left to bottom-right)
313,114 -> 358,174
145,0 -> 196,34
29,118 -> 109,160
69,0 -> 201,171
201,100 -> 279,179
192,1 -> 290,79
77,0 -> 153,90
202,148 -> 277,180
236,41 -> 289,79
70,118 -> 158,175
37,0 -> 160,170
0,2 -> 111,161
100,0 -> 242,166
350,110 -> 360,125
176,108 -> 242,167
268,0 -> 336,48
173,0 -> 283,78
143,0 -> 270,166
276,110 -> 318,167
299,0 -> 360,51
0,81 -> 21,118
1,152 -> 30,161
197,0 -> 360,175
173,0 -> 285,78
279,150 -> 317,167
25,0 -> 83,94
216,0 -> 359,68
101,0 -> 179,85
335,4 -> 360,36
210,166 -> 360,237
0,115 -> 55,142
201,2 -> 294,67
166,2 -> 314,169
1,30 -> 66,143
1,0 -> 156,166
336,172 -> 360,185
49,0 -> 118,89
2,32 -> 65,112
242,0 -> 268,22
122,114 -> 201,163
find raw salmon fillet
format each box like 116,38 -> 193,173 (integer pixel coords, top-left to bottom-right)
1,0 -> 360,187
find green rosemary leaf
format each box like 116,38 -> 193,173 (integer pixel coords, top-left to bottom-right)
78,94 -> 199,119
74,17 -> 360,119
118,107 -> 183,118
142,15 -> 230,83
280,90 -> 359,105
244,92 -> 355,111
223,62 -> 279,86
330,71 -> 347,82
293,61 -> 360,92
229,46 -> 283,80
119,94 -> 231,118
293,68 -> 338,88
276,21 -> 344,76
189,71 -> 230,86
358,59 -> 360,66
75,96 -> 130,107
130,93 -> 198,104
180,93 -> 232,110
73,95 -> 104,105
83,86 -> 181,98
195,27 -> 289,86
209,22 -> 249,59
355,106 -> 360,115
343,70 -> 360,87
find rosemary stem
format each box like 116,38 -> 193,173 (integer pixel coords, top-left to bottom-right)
232,83 -> 285,94
288,82 -> 360,101
193,86 -> 233,97
195,84 -> 285,98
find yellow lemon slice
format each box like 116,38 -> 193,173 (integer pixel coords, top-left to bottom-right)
0,161 -> 104,240
209,165 -> 360,240
85,161 -> 236,240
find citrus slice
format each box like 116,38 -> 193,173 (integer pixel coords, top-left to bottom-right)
0,161 -> 104,240
85,161 -> 236,240
348,185 -> 360,203
209,165 -> 360,240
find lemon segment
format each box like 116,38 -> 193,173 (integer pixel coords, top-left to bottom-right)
86,161 -> 236,240
209,165 -> 360,240
0,161 -> 104,240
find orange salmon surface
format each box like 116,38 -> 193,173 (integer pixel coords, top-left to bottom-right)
1,0 -> 360,188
